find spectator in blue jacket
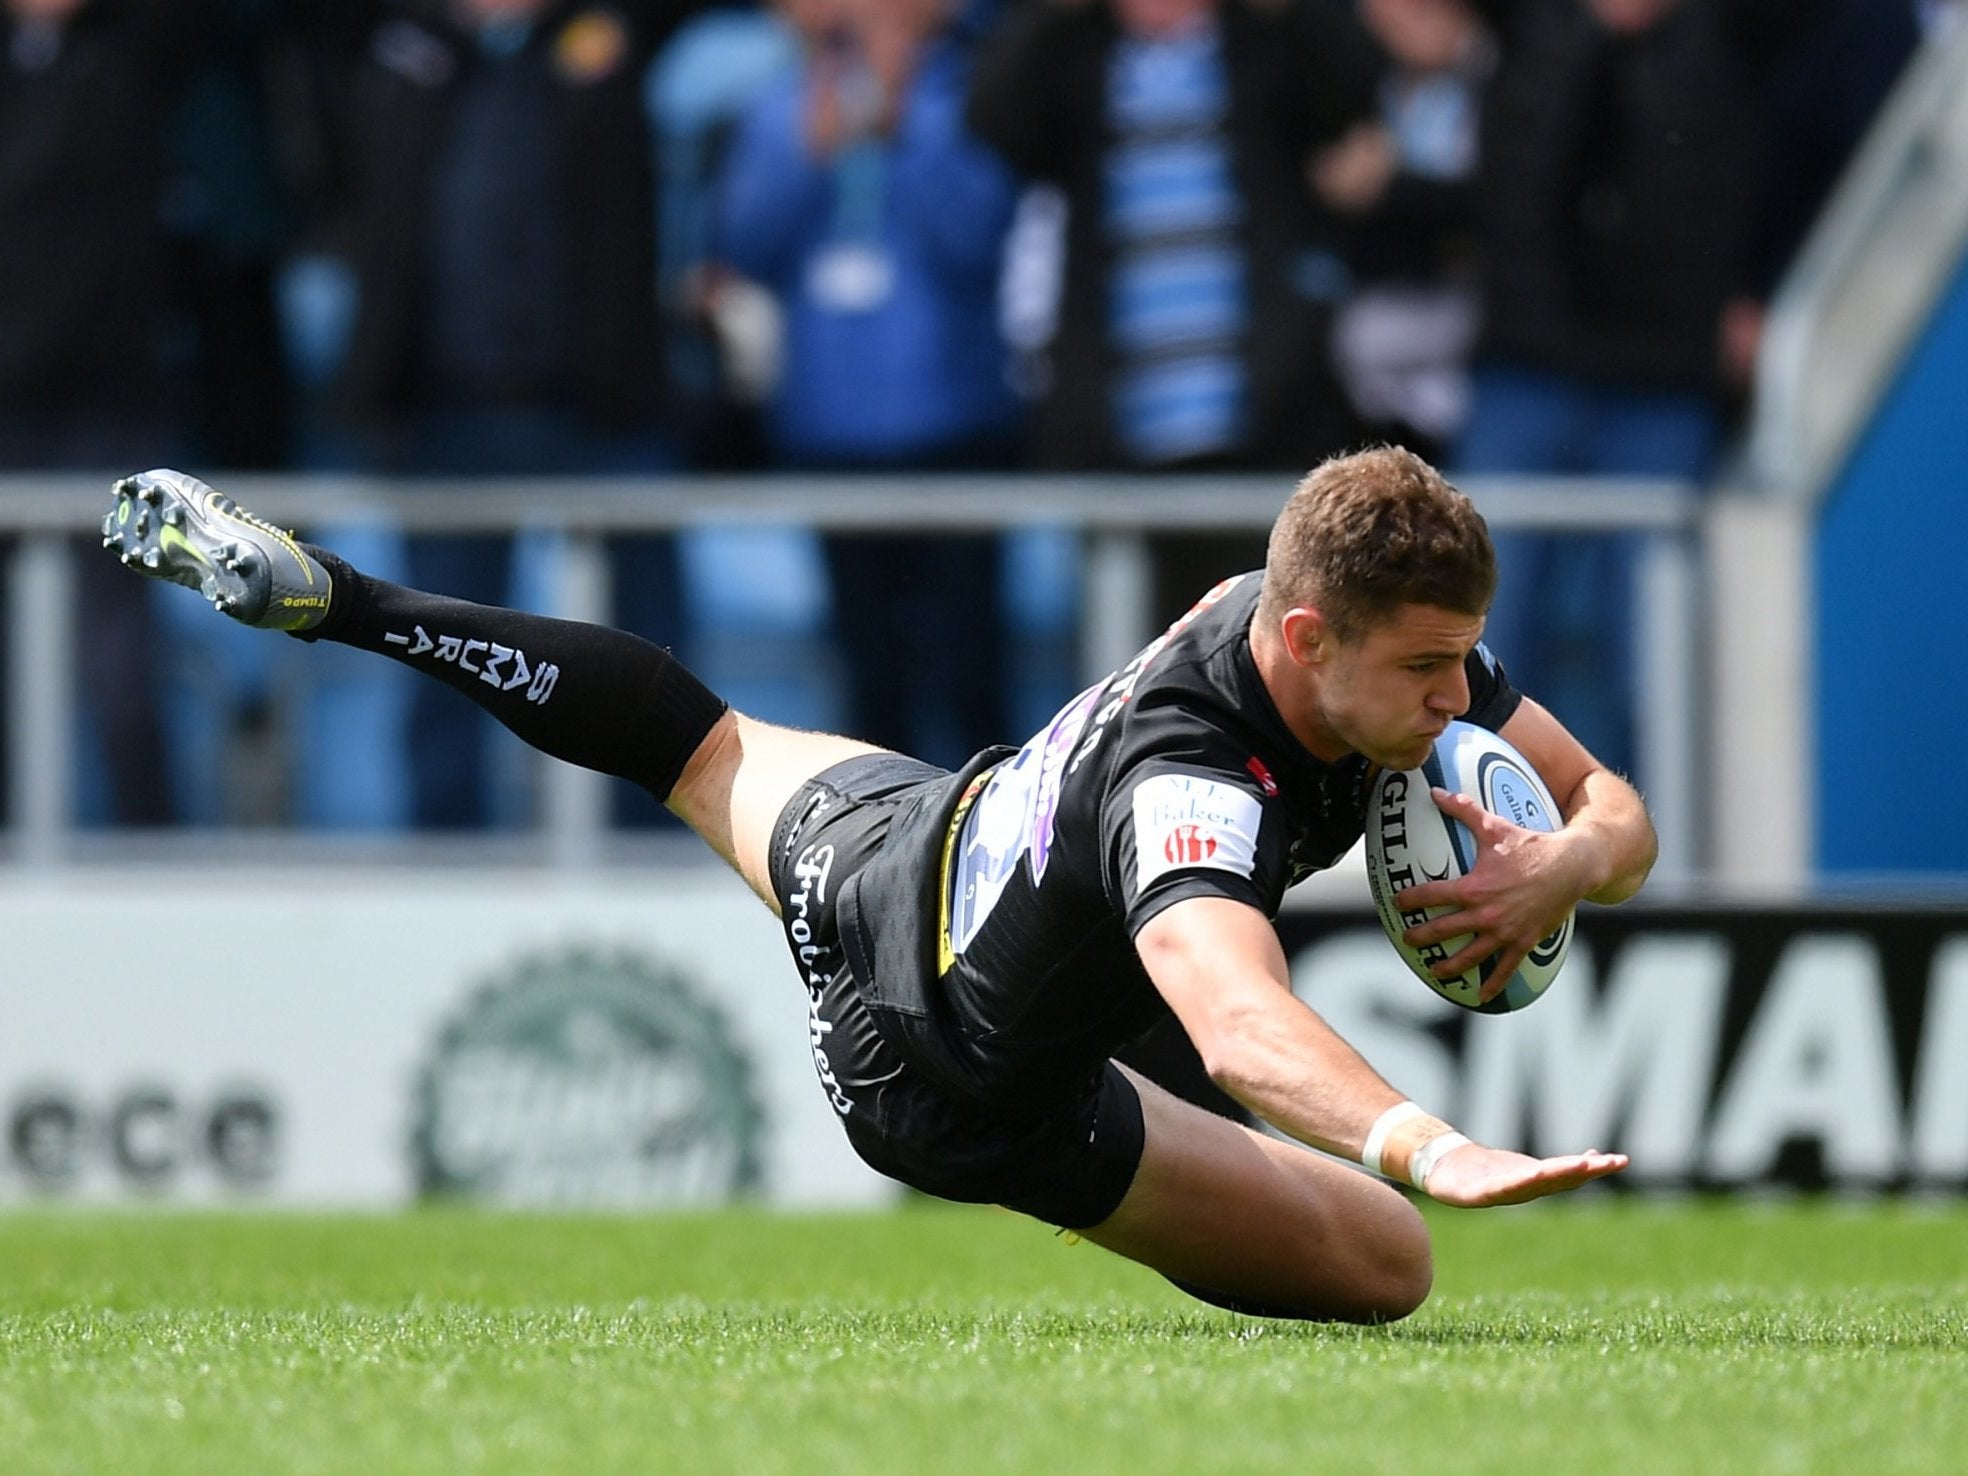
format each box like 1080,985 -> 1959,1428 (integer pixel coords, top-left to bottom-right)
711,0 -> 1025,765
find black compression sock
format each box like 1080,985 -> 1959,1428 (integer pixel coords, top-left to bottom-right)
293,546 -> 727,801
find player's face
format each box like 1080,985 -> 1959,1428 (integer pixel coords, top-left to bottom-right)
1315,603 -> 1483,770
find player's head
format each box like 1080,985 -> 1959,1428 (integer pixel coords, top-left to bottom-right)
1257,447 -> 1497,769
1259,446 -> 1495,641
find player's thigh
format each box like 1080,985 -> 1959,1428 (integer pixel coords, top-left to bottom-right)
1081,1067 -> 1433,1323
668,710 -> 888,908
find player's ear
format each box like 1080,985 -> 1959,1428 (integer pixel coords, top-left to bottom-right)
1279,607 -> 1332,668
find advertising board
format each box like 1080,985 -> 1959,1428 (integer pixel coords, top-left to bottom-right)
5,862 -> 1961,1204
1278,906 -> 1968,1189
0,868 -> 895,1208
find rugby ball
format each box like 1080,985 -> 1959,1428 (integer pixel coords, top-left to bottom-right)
1364,721 -> 1573,1014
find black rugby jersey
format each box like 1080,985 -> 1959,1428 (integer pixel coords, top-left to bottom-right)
833,573 -> 1520,1113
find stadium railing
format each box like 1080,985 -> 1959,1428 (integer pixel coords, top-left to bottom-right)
0,472 -> 1705,885
1747,24 -> 1968,504
1716,22 -> 1968,891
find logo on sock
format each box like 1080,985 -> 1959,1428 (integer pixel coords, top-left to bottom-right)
384,626 -> 560,703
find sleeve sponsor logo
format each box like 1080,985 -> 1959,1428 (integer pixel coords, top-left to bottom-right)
1132,772 -> 1261,891
1162,824 -> 1217,864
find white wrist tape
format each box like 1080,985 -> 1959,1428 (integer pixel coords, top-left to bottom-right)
1407,1132 -> 1471,1191
1360,1101 -> 1426,1179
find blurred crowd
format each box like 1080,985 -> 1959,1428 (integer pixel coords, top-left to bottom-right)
0,0 -> 1951,831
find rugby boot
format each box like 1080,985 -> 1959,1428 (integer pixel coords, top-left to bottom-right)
101,469 -> 333,632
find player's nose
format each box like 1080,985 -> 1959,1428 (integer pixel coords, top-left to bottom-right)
1428,666 -> 1470,714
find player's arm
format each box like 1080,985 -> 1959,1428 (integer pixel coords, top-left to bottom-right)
1500,697 -> 1657,906
1397,698 -> 1658,990
1134,894 -> 1626,1206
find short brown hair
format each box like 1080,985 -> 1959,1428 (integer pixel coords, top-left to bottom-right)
1258,446 -> 1496,641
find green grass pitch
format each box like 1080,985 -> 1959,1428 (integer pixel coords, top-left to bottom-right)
1,1199 -> 1963,1475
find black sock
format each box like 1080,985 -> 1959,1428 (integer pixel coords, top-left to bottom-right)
293,546 -> 727,801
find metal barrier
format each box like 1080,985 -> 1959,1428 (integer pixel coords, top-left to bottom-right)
1747,25 -> 1968,502
0,472 -> 1702,882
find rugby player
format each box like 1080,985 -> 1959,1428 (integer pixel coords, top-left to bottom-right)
103,446 -> 1651,1322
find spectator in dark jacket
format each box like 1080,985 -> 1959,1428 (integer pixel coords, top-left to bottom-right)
0,0 -> 213,826
330,0 -> 688,828
1722,0 -> 1922,393
1315,0 -> 1494,464
1454,0 -> 1801,782
335,0 -> 673,453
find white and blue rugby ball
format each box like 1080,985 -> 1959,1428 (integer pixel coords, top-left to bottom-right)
1365,721 -> 1573,1014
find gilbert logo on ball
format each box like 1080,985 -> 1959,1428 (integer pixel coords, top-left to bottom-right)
1365,721 -> 1574,1014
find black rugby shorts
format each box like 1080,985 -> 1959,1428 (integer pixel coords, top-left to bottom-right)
767,753 -> 1144,1229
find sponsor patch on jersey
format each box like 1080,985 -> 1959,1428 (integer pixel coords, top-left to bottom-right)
1131,772 -> 1261,892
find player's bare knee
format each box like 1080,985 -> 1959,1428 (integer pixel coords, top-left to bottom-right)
1368,1227 -> 1434,1323
1271,1222 -> 1430,1325
1305,1248 -> 1430,1326
1342,1185 -> 1433,1323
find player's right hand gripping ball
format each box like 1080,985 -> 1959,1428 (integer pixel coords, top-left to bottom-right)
1365,721 -> 1573,1014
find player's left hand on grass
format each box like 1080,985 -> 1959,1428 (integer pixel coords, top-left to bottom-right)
1395,787 -> 1585,999
1421,1140 -> 1629,1208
